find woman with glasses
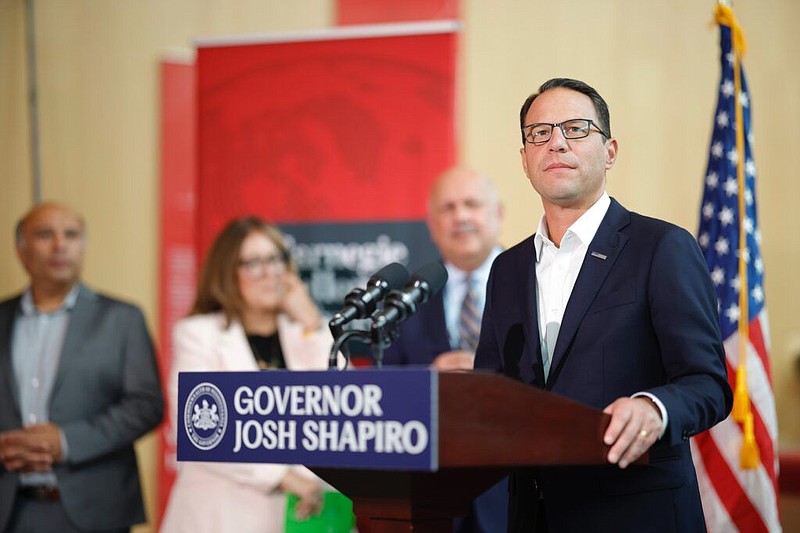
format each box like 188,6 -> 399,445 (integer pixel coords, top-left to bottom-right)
161,216 -> 330,533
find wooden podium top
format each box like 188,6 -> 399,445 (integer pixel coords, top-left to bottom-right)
438,370 -> 610,467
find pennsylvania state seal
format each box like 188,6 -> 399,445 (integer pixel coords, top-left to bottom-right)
184,383 -> 227,450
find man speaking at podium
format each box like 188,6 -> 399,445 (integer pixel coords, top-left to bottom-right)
381,167 -> 507,532
474,78 -> 731,532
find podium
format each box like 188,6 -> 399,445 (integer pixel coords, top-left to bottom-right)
176,368 -> 612,532
313,371 -> 611,532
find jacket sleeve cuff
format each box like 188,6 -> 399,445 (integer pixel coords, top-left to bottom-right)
632,392 -> 668,439
59,428 -> 70,462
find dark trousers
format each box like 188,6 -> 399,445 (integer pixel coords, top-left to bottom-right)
7,493 -> 129,533
508,469 -> 548,533
455,476 -> 510,533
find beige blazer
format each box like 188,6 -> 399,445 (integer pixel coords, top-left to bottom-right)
160,313 -> 332,533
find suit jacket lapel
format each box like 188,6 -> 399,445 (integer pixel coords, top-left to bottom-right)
51,284 -> 96,400
499,237 -> 543,387
218,320 -> 259,370
547,199 -> 631,386
423,291 -> 450,351
523,249 -> 546,388
0,296 -> 22,416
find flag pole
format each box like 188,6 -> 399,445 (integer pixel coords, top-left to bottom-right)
713,1 -> 759,469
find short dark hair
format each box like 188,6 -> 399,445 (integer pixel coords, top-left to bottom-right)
519,78 -> 611,145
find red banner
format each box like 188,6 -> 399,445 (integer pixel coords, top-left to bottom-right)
157,58 -> 197,525
195,22 -> 458,257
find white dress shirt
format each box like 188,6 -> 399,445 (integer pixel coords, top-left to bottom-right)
12,285 -> 79,486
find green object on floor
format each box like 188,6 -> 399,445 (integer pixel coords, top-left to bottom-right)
285,491 -> 355,532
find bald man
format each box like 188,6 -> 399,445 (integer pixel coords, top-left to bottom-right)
382,167 -> 504,370
0,203 -> 163,533
380,168 -> 507,532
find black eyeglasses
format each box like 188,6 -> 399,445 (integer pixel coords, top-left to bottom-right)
522,118 -> 610,145
238,253 -> 288,276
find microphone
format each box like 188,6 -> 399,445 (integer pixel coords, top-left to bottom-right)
371,261 -> 448,331
329,262 -> 409,328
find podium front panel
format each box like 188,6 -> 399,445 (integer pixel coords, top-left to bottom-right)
176,368 -> 439,471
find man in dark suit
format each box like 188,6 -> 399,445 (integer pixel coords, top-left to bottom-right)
0,202 -> 164,532
382,167 -> 503,370
382,167 -> 507,532
474,78 -> 732,532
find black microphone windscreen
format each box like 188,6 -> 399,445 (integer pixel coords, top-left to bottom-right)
413,261 -> 448,295
371,262 -> 409,290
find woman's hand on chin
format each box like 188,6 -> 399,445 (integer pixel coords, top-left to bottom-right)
279,272 -> 322,332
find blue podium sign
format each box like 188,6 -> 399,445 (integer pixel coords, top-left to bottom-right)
177,368 -> 438,471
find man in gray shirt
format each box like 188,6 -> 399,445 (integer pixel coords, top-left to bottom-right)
0,202 -> 164,532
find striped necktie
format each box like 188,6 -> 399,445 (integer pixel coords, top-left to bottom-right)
459,276 -> 481,352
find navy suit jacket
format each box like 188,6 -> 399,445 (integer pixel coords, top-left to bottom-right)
0,285 -> 164,531
474,198 -> 732,532
380,290 -> 450,366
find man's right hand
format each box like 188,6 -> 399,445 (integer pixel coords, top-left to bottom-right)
431,350 -> 475,371
0,429 -> 54,472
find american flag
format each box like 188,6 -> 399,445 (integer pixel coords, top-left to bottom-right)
691,4 -> 780,532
